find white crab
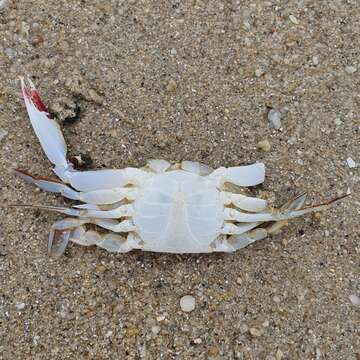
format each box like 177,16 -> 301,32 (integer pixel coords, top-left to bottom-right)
15,78 -> 345,257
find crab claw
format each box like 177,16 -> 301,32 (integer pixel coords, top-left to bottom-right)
20,77 -> 72,180
20,78 -> 134,192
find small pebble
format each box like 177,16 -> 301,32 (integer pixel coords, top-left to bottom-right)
268,109 -> 282,130
287,136 -> 296,145
255,68 -> 265,77
297,159 -> 304,166
88,89 -> 103,104
334,118 -> 342,126
15,302 -> 26,310
239,324 -> 249,334
312,56 -> 319,66
249,327 -> 263,337
0,0 -> 8,10
4,47 -> 15,58
193,338 -> 202,344
289,15 -> 299,24
151,325 -> 161,335
0,129 -> 8,141
156,314 -> 166,322
257,139 -> 271,152
345,65 -> 357,74
207,346 -> 219,357
346,157 -> 356,168
180,295 -> 196,312
276,349 -> 284,360
273,295 -> 281,303
0,245 -> 7,257
262,320 -> 270,328
126,327 -> 139,337
166,79 -> 177,92
349,294 -> 360,306
33,335 -> 40,345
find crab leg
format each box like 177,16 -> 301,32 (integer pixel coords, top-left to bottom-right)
91,219 -> 136,232
48,219 -> 134,256
220,193 -> 307,236
48,218 -> 89,257
14,169 -> 80,200
22,203 -> 133,219
225,193 -> 348,250
68,226 -> 134,252
222,192 -> 267,212
20,78 -> 149,192
210,163 -> 265,187
223,194 -> 346,223
221,222 -> 260,235
14,169 -> 138,204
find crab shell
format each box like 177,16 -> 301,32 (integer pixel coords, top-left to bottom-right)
14,78 -> 346,257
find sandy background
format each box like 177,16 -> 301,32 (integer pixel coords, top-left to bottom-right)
0,0 -> 359,359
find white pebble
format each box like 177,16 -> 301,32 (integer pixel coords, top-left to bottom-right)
346,157 -> 356,168
249,327 -> 263,337
349,294 -> 360,306
156,314 -> 166,322
0,0 -> 8,10
345,65 -> 357,74
15,302 -> 26,310
0,129 -> 8,141
180,295 -> 195,312
312,56 -> 319,66
273,295 -> 281,304
268,109 -> 282,130
255,68 -> 265,77
151,325 -> 161,335
193,338 -> 202,344
287,136 -> 297,145
289,14 -> 299,24
334,118 -> 342,126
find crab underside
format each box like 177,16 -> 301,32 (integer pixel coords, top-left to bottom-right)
14,78 -> 346,257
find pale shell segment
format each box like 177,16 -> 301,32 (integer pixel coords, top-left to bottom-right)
133,171 -> 223,253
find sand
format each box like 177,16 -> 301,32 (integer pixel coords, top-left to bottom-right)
0,0 -> 359,359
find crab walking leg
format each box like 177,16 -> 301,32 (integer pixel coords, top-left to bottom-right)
210,163 -> 265,187
91,219 -> 136,232
181,161 -> 214,176
48,221 -> 134,256
48,218 -> 89,257
221,192 -> 267,212
225,193 -> 349,251
227,228 -> 269,251
221,222 -> 261,235
24,203 -> 134,219
223,195 -> 346,223
14,169 -> 138,204
68,226 -> 134,253
220,193 -> 308,236
14,169 -> 80,200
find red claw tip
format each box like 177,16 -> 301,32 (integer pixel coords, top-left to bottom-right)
30,89 -> 49,113
21,77 -> 52,116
